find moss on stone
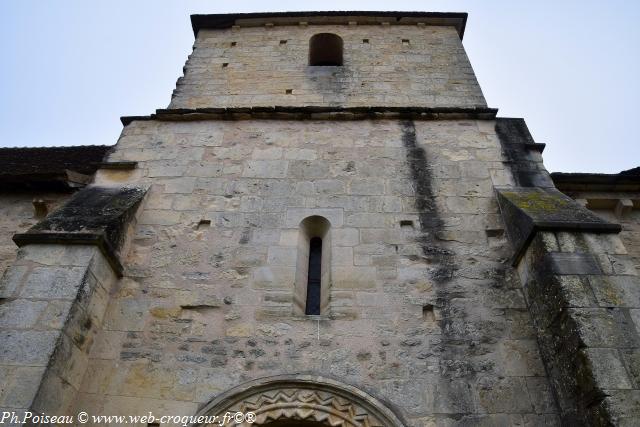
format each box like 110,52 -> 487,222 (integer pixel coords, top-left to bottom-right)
503,190 -> 570,213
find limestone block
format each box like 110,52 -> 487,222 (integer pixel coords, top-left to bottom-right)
525,376 -> 559,415
288,160 -> 330,179
267,247 -> 298,266
139,210 -> 182,226
147,163 -> 187,178
381,196 -> 403,212
0,366 -> 46,409
0,266 -> 28,298
278,229 -> 299,246
252,147 -> 283,159
333,228 -> 360,247
433,379 -> 475,414
53,332 -> 90,390
284,148 -> 317,160
314,179 -> 345,194
588,275 -> 640,308
568,308 -> 639,349
631,309 -> 640,334
34,301 -> 74,331
583,233 -> 628,256
89,330 -> 125,360
0,299 -> 47,329
19,244 -> 96,267
103,298 -> 148,332
332,266 -> 376,289
497,339 -> 546,377
582,348 -> 633,390
349,179 -> 385,195
251,266 -> 295,289
20,267 -> 86,300
476,377 -> 533,413
595,254 -> 638,276
0,330 -> 59,366
242,160 -> 289,178
161,177 -> 196,194
360,228 -> 406,245
345,213 -> 388,228
186,162 -> 224,177
333,247 -> 354,266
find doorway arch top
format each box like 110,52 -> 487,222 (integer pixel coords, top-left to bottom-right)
192,374 -> 407,427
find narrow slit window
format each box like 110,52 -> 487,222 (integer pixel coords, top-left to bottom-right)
295,216 -> 331,316
305,237 -> 322,315
309,33 -> 343,66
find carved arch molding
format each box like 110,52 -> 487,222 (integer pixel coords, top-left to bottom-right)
192,375 -> 407,427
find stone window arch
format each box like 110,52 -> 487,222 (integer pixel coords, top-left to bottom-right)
309,33 -> 343,66
294,216 -> 331,316
191,375 -> 407,427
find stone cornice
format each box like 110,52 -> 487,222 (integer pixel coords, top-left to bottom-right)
191,11 -> 468,39
121,106 -> 497,126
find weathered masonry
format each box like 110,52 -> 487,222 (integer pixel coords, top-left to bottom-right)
1,11 -> 639,427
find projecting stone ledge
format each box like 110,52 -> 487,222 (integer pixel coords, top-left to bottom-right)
12,185 -> 147,276
495,186 -> 621,264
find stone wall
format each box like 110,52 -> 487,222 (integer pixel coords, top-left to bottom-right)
0,193 -> 69,277
169,25 -> 486,109
590,209 -> 640,272
67,118 -> 559,425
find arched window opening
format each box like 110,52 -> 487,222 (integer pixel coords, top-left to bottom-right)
309,33 -> 343,66
294,216 -> 331,316
305,237 -> 322,315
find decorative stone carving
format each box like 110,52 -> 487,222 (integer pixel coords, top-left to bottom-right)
193,375 -> 406,427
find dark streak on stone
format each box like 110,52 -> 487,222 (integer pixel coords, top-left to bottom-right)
401,120 -> 478,413
400,120 -> 454,283
495,118 -> 554,188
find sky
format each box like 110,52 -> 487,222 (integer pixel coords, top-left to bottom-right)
0,1 -> 638,173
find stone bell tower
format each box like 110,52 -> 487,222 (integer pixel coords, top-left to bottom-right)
2,11 -> 640,427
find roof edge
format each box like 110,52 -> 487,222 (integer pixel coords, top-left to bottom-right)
190,11 -> 468,39
551,171 -> 640,192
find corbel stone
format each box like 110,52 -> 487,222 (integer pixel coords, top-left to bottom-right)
615,199 -> 634,219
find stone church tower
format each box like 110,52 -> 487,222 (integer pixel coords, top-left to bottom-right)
1,11 -> 639,427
